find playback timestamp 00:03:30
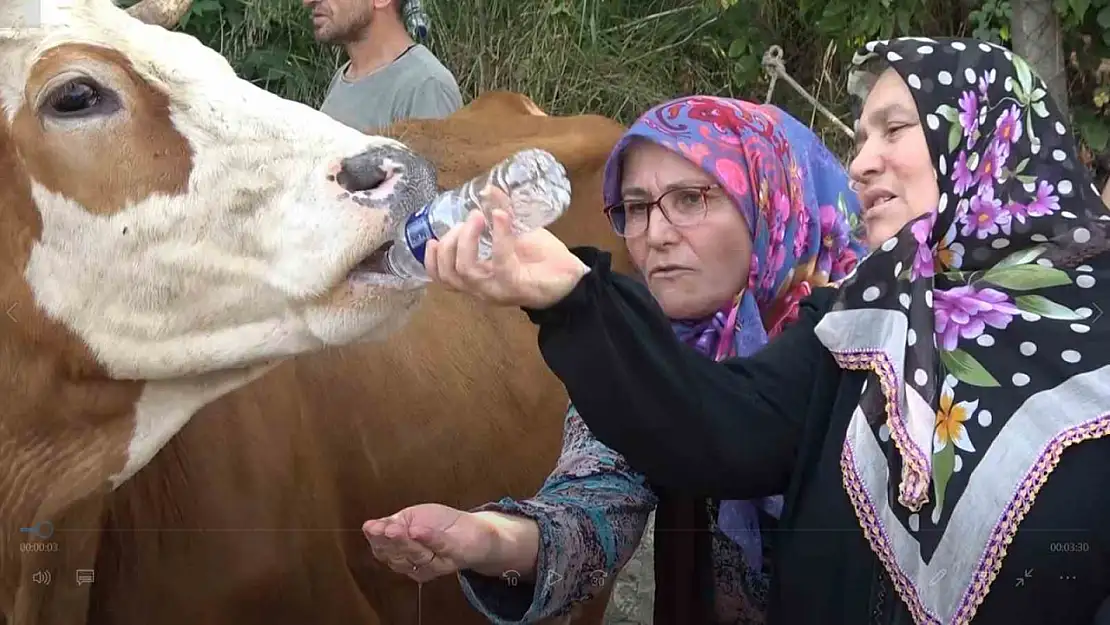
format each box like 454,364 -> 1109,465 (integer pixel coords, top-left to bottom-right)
1049,542 -> 1090,553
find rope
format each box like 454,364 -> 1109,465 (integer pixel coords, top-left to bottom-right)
761,45 -> 854,139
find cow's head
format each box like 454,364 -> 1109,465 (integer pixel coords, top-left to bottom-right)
0,0 -> 437,382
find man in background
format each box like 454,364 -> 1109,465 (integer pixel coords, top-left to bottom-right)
305,0 -> 463,130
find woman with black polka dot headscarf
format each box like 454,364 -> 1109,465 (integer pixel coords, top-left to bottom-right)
414,37 -> 1110,625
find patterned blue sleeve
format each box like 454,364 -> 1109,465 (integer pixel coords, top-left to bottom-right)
457,404 -> 659,624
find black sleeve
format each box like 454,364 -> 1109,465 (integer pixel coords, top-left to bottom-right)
523,246 -> 837,500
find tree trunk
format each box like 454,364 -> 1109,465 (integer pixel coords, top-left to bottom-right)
1010,0 -> 1069,118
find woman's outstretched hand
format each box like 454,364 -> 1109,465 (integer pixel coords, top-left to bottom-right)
363,504 -> 540,584
424,187 -> 590,310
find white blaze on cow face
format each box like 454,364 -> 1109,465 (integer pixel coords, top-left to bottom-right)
0,0 -> 438,382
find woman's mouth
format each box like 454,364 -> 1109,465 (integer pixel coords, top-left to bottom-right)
866,194 -> 899,217
651,266 -> 692,279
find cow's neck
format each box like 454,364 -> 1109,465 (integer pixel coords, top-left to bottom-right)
108,364 -> 278,487
0,321 -> 278,515
0,323 -> 275,610
0,317 -> 139,611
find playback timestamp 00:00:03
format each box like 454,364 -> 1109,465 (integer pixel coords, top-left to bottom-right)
20,541 -> 60,553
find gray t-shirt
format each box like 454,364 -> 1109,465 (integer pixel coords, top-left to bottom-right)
319,44 -> 463,131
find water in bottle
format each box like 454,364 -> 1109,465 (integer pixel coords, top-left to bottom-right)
383,148 -> 572,282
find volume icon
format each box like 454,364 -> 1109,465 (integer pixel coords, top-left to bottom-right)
32,570 -> 52,585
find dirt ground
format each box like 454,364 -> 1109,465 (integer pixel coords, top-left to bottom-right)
602,511 -> 655,625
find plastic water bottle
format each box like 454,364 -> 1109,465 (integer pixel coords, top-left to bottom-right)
402,0 -> 430,41
383,148 -> 573,282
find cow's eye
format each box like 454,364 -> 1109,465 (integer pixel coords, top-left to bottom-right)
43,78 -> 117,118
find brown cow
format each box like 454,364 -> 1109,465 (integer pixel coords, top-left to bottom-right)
1,0 -> 632,624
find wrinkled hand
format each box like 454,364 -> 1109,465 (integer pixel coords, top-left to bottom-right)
425,187 -> 589,310
362,504 -> 496,583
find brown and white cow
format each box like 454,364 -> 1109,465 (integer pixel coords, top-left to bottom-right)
1,0 -> 631,624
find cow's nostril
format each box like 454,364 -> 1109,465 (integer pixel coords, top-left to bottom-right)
336,154 -> 390,193
336,164 -> 388,193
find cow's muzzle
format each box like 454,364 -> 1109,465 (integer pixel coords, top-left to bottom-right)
336,145 -> 438,226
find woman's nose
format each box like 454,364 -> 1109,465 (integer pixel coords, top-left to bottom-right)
848,139 -> 884,182
644,205 -> 681,243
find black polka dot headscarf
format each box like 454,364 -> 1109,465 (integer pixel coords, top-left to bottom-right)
813,36 -> 1110,624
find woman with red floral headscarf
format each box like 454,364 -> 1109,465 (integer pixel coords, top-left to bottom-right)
362,98 -> 864,624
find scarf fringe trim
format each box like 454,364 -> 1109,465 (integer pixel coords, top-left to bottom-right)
830,349 -> 931,511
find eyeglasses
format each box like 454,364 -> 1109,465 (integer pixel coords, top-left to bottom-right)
604,184 -> 720,238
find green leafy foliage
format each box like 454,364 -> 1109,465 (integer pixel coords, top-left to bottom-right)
166,0 -> 1108,174
692,0 -> 972,155
707,0 -> 1107,166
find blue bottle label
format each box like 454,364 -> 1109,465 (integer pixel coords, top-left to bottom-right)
402,204 -> 437,266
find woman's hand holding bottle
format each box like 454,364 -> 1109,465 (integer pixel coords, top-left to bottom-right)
424,187 -> 589,310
